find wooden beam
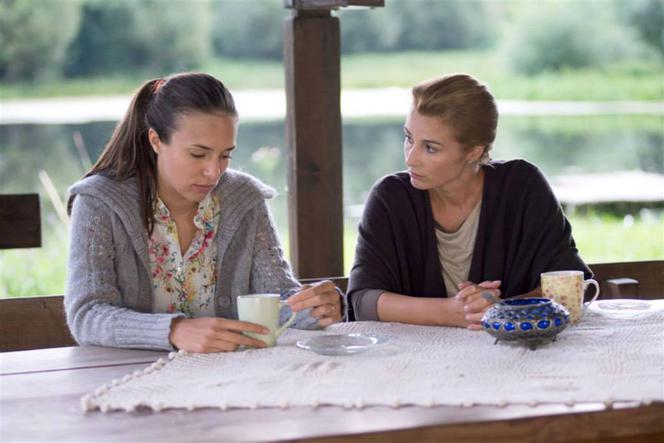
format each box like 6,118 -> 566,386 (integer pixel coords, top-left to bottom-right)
0,295 -> 76,352
284,0 -> 384,10
0,194 -> 41,249
284,9 -> 344,278
0,277 -> 347,352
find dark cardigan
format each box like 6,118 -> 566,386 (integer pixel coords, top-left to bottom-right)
348,159 -> 591,318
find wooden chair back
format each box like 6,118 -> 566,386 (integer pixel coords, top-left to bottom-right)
0,277 -> 351,352
0,296 -> 76,352
4,263 -> 662,353
1,193 -> 55,352
589,260 -> 663,300
0,194 -> 41,249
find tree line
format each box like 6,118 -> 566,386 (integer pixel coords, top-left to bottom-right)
0,0 -> 661,83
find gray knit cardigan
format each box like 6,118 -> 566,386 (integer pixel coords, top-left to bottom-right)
65,169 -> 318,350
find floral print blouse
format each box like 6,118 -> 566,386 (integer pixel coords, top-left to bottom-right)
149,193 -> 221,318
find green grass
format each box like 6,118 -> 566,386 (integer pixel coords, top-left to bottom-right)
0,229 -> 69,298
0,74 -> 152,100
568,212 -> 664,264
341,51 -> 663,100
2,213 -> 661,298
0,59 -> 286,99
1,50 -> 662,100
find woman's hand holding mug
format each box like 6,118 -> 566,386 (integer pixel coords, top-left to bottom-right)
287,280 -> 343,327
169,317 -> 270,353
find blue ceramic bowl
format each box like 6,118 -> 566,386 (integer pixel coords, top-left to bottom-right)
481,298 -> 570,349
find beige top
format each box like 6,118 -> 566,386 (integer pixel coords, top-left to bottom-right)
435,200 -> 482,297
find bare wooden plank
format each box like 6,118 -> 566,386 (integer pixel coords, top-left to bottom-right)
589,260 -> 664,300
284,10 -> 344,278
0,295 -> 76,352
0,193 -> 41,248
299,404 -> 664,443
285,0 -> 384,10
0,346 -> 165,375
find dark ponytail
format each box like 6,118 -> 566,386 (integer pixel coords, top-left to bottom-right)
68,72 -> 237,234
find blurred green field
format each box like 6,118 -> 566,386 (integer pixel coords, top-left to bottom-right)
566,212 -> 664,263
1,50 -> 662,100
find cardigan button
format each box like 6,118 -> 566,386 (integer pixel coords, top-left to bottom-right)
219,297 -> 231,309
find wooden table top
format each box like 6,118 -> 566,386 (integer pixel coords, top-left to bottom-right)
2,307 -> 664,442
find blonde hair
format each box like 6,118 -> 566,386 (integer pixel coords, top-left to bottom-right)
412,73 -> 498,164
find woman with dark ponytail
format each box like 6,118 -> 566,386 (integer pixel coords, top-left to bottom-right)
66,72 -> 343,352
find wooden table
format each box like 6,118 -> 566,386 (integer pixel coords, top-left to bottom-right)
2,322 -> 664,442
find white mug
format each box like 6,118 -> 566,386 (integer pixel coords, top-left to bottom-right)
237,294 -> 296,347
541,270 -> 600,324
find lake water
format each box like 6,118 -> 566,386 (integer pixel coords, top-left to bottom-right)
1,114 -> 662,221
0,114 -> 662,293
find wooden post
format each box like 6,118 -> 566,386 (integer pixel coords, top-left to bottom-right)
283,0 -> 384,278
284,9 -> 343,278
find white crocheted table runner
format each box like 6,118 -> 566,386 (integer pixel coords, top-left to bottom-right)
83,308 -> 664,412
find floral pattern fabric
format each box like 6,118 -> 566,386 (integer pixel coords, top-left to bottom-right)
149,193 -> 220,317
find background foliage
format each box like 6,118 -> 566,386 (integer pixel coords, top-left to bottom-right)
0,0 -> 662,297
65,0 -> 213,76
503,2 -> 653,74
0,0 -> 661,82
0,0 -> 82,81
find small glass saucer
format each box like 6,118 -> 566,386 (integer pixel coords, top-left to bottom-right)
589,299 -> 655,319
296,333 -> 388,356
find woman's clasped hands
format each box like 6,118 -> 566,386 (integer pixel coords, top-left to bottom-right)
455,280 -> 501,330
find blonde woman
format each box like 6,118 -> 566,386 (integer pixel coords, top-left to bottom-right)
348,73 -> 590,328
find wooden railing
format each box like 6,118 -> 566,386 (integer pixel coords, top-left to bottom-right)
1,263 -> 661,353
0,296 -> 76,352
589,260 -> 663,300
0,277 -> 349,353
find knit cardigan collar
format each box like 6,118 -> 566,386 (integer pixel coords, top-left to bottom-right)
68,169 -> 276,276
